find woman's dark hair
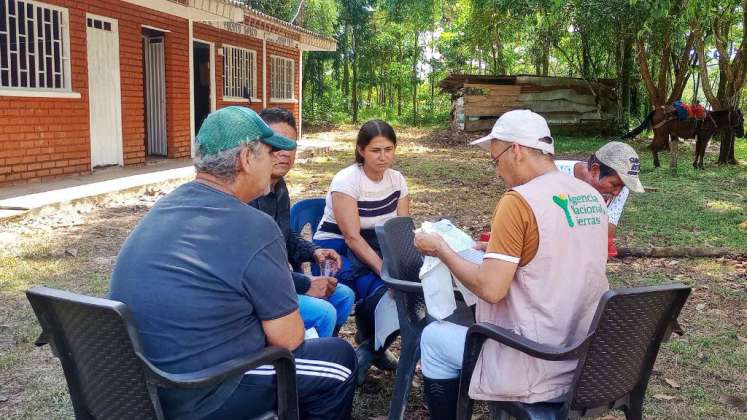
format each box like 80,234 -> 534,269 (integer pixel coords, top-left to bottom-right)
587,154 -> 616,179
355,119 -> 397,164
259,107 -> 297,130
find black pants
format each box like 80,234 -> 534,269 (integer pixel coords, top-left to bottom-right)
204,337 -> 357,420
354,286 -> 388,341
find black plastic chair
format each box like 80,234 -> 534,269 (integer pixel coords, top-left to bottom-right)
376,216 -> 475,420
26,286 -> 299,420
289,198 -> 326,271
457,283 -> 692,420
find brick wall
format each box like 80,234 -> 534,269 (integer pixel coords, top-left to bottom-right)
193,23 -> 264,114
0,0 -> 189,187
0,2 -> 308,187
194,22 -> 302,127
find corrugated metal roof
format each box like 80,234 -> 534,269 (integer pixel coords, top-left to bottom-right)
439,73 -> 617,93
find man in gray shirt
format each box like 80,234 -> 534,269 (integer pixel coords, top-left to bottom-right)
110,106 -> 356,420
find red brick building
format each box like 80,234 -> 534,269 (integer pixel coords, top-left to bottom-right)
0,0 -> 335,186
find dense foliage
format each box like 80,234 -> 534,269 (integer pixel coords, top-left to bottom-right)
250,0 -> 747,161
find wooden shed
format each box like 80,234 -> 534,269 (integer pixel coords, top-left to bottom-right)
440,74 -> 618,135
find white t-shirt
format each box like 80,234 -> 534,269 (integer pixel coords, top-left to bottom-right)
555,160 -> 628,226
314,164 -> 409,240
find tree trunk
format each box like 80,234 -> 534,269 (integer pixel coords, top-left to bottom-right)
342,25 -> 350,98
397,83 -> 402,117
412,30 -> 420,125
669,136 -> 679,169
620,36 -> 634,131
637,38 -> 664,106
351,34 -> 358,123
542,35 -> 550,76
581,31 -> 591,79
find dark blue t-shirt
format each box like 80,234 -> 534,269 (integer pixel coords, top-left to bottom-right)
109,181 -> 298,420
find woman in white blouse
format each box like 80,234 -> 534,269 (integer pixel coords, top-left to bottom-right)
313,119 -> 410,383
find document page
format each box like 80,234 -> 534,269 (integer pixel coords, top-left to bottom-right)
374,291 -> 400,350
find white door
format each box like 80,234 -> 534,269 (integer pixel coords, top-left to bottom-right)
87,15 -> 123,168
144,36 -> 167,156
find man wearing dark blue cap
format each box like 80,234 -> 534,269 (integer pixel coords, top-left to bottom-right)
110,106 -> 357,420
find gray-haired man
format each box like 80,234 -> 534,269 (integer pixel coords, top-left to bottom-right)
110,106 -> 356,420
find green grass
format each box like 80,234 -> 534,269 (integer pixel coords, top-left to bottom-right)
0,128 -> 745,419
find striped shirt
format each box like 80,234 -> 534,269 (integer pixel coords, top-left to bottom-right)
314,164 -> 408,240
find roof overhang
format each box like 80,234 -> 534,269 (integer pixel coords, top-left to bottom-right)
122,0 -> 243,22
202,20 -> 337,52
242,8 -> 337,52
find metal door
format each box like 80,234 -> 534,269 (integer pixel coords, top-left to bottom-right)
87,15 -> 123,167
144,36 -> 167,156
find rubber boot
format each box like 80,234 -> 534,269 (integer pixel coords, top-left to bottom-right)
423,377 -> 459,420
354,338 -> 375,385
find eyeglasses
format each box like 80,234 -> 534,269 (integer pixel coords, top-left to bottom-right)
490,145 -> 512,168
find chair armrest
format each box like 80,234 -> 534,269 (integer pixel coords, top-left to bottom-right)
465,322 -> 591,361
465,323 -> 591,362
456,323 -> 589,420
380,267 -> 425,293
141,346 -> 296,389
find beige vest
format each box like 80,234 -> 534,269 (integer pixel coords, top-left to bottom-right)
469,170 -> 610,403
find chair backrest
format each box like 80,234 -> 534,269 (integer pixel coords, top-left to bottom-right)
375,216 -> 423,282
26,286 -> 163,420
290,198 -> 326,237
567,283 -> 691,414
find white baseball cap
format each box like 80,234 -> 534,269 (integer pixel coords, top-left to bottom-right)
595,142 -> 645,193
470,110 -> 554,155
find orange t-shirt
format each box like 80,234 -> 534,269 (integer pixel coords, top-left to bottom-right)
485,191 -> 539,267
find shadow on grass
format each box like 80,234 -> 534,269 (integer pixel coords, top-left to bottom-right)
0,201 -> 157,419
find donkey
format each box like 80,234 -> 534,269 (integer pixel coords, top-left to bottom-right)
623,107 -> 744,169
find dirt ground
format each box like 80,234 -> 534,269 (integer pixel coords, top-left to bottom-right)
1,127 -> 746,419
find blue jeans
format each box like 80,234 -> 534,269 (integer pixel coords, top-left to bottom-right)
420,321 -> 468,379
298,283 -> 355,337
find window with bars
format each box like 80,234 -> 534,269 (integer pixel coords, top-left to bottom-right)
222,44 -> 256,100
271,55 -> 294,100
0,0 -> 70,91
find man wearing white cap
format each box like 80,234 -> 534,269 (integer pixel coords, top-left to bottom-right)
413,110 -> 610,420
555,141 -> 644,257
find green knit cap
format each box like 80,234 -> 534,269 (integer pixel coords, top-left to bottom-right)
196,106 -> 297,155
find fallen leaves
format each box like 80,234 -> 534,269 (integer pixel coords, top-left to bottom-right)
664,378 -> 681,389
653,394 -> 677,401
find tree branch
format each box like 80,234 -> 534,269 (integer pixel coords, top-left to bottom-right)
657,31 -> 672,94
712,17 -> 734,82
731,0 -> 747,92
693,24 -> 722,109
667,31 -> 696,103
636,38 -> 663,106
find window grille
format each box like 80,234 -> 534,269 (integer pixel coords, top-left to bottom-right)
271,55 -> 293,100
222,44 -> 256,99
0,0 -> 70,90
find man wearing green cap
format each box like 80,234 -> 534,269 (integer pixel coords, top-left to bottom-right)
110,106 -> 357,420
